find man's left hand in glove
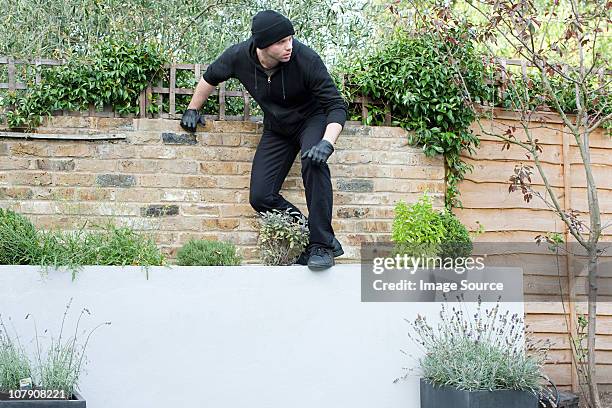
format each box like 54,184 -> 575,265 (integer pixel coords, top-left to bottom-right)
301,139 -> 335,166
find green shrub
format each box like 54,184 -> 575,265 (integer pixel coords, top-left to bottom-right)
0,210 -> 165,276
0,36 -> 169,130
392,194 -> 473,260
392,194 -> 446,259
401,298 -> 548,394
438,210 -> 473,260
75,222 -> 165,267
339,25 -> 488,208
36,221 -> 166,275
0,208 -> 41,265
176,239 -> 242,266
257,209 -> 309,266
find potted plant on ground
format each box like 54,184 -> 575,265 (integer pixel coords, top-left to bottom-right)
0,299 -> 109,407
396,296 -> 551,408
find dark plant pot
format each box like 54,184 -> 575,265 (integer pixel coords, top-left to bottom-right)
0,391 -> 85,407
420,378 -> 538,408
541,391 -> 579,408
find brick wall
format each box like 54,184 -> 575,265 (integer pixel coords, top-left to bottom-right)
0,117 -> 445,263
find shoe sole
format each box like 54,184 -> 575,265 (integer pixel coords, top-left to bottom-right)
296,239 -> 343,265
297,252 -> 339,265
308,261 -> 334,270
306,250 -> 341,267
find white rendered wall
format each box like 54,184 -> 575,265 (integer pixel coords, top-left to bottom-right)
0,265 -> 524,408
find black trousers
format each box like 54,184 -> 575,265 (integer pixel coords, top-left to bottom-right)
249,113 -> 335,250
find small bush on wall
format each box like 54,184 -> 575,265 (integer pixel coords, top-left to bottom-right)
176,239 -> 242,266
0,209 -> 165,277
257,209 -> 309,266
392,193 -> 474,260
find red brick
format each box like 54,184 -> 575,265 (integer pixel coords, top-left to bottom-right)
199,162 -> 239,175
51,144 -> 93,157
10,142 -> 48,156
216,176 -> 250,189
53,173 -> 95,187
182,204 -> 219,216
180,176 -> 217,188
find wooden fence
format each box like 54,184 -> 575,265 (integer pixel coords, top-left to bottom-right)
457,109 -> 612,392
0,56 -> 386,124
3,55 -> 607,126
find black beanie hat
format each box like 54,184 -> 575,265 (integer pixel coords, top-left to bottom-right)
251,10 -> 295,49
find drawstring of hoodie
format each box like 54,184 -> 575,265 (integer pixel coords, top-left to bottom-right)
254,66 -> 258,91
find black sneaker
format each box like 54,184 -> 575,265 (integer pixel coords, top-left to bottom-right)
295,249 -> 309,265
332,236 -> 344,258
307,246 -> 334,270
295,237 -> 343,265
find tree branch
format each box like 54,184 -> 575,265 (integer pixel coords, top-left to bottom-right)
587,110 -> 612,133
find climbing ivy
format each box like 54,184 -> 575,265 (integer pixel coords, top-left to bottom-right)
1,37 -> 169,130
337,25 -> 490,209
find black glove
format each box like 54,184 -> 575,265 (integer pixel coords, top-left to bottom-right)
301,139 -> 335,166
180,109 -> 206,132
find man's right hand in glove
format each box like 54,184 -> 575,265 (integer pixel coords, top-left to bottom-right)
180,109 -> 206,132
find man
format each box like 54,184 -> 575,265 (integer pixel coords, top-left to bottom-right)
181,9 -> 347,270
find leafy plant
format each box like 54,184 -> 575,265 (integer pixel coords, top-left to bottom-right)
0,37 -> 169,130
338,25 -> 489,208
257,209 -> 309,266
176,239 -> 242,266
392,194 -> 446,259
438,210 -> 473,260
397,296 -> 549,394
36,221 -> 166,277
392,193 -> 474,261
490,71 -> 611,130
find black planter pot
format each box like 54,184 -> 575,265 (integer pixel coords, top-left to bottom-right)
0,391 -> 85,408
420,378 -> 538,408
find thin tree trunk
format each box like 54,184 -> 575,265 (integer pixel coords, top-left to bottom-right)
587,247 -> 602,408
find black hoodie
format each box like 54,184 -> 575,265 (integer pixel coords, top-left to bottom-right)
202,37 -> 348,136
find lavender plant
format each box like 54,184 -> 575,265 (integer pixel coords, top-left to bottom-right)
31,299 -> 110,397
398,296 -> 550,394
0,299 -> 110,398
0,316 -> 32,392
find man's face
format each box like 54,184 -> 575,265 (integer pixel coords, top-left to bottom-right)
262,35 -> 293,63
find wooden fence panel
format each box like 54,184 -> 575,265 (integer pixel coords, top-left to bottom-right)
458,113 -> 612,390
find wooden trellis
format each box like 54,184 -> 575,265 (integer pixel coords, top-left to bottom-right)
0,56 -> 609,126
0,56 -> 390,125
